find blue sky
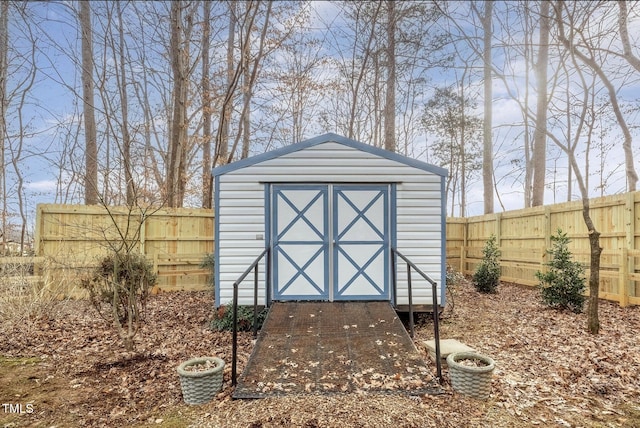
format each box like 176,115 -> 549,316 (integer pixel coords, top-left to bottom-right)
2,0 -> 640,241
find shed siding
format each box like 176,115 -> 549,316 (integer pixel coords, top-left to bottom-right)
216,141 -> 444,306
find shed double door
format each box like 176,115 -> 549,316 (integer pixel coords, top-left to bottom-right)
272,184 -> 390,301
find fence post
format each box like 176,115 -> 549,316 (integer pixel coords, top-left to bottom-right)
462,217 -> 468,274
495,213 -> 502,249
544,206 -> 552,250
621,248 -> 629,307
460,245 -> 466,275
624,192 -> 635,307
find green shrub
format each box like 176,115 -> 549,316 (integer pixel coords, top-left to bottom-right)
81,252 -> 157,350
536,228 -> 586,313
200,253 -> 215,288
472,234 -> 501,293
210,304 -> 268,332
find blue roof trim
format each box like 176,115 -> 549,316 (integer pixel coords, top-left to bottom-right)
212,133 -> 448,178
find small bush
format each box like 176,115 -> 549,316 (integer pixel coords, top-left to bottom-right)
472,234 -> 501,293
444,264 -> 465,316
81,252 -> 157,350
211,304 -> 267,332
446,264 -> 465,288
200,253 -> 215,288
536,228 -> 586,313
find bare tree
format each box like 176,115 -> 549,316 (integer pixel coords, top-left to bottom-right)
79,0 -> 98,205
341,2 -> 382,142
553,0 -> 603,334
617,0 -> 640,74
422,85 -> 483,216
9,13 -> 37,254
213,1 -> 250,167
383,0 -> 396,153
531,0 -> 550,206
167,0 -> 189,208
555,1 -> 637,195
259,20 -> 329,147
236,1 -> 273,161
214,1 -> 292,164
323,1 -> 446,151
616,0 -> 640,191
201,0 -> 212,208
479,0 -> 494,214
216,1 -> 236,165
115,1 -> 134,205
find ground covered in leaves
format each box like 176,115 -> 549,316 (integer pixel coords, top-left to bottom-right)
1,280 -> 640,427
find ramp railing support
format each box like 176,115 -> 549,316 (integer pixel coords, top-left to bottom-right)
391,247 -> 443,385
231,247 -> 270,386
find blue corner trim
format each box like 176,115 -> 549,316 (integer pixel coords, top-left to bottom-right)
211,133 -> 448,178
214,176 -> 221,308
264,183 -> 271,306
390,183 -> 397,306
440,176 -> 447,308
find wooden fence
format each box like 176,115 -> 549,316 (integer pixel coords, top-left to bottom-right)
22,194 -> 640,306
34,204 -> 214,296
446,192 -> 640,307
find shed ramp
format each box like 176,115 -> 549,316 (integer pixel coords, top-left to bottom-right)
233,301 -> 441,399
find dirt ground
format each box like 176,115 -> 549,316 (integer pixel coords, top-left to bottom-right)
1,279 -> 639,428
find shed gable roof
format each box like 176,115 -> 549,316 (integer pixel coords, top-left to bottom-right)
212,133 -> 447,178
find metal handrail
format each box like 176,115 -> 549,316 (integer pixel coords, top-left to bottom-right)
391,247 -> 443,384
231,247 -> 270,386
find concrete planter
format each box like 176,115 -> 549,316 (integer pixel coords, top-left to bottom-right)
446,352 -> 494,400
177,357 -> 225,405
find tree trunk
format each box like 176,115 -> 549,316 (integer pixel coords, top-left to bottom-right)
482,0 -> 494,214
532,0 -> 549,206
241,38 -> 251,160
167,1 -> 187,207
201,0 -> 212,208
582,198 -> 602,334
522,5 -> 533,208
347,3 -> 381,140
384,0 -> 396,153
228,2 -> 272,164
218,1 -> 236,164
116,1 -> 134,205
80,1 -> 99,205
213,2 -> 247,167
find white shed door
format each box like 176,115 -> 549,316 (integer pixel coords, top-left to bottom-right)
333,186 -> 389,300
272,184 -> 389,302
272,185 -> 329,300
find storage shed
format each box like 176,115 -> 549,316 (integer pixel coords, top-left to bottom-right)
212,133 -> 447,309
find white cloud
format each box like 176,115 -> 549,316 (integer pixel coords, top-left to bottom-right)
26,179 -> 57,193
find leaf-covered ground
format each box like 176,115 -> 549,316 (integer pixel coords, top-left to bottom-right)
1,280 -> 639,427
